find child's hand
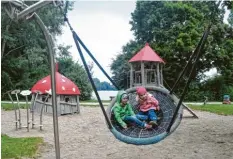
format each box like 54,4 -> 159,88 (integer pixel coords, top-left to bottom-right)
147,99 -> 151,103
156,106 -> 160,111
139,98 -> 144,103
122,125 -> 127,129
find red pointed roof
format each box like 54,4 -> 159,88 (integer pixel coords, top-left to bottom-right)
31,72 -> 81,95
129,43 -> 165,63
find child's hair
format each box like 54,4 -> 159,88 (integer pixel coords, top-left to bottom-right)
121,93 -> 129,100
136,87 -> 147,95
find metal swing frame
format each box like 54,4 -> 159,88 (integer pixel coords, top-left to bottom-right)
2,0 -> 62,158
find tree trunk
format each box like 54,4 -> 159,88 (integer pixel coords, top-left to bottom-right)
1,20 -> 12,58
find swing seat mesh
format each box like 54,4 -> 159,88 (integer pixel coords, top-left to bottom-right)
106,86 -> 183,145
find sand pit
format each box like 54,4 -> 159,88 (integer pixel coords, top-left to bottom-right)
1,106 -> 233,159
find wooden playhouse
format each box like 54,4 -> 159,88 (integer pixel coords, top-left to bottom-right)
30,71 -> 81,115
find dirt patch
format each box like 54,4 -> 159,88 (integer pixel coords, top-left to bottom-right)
1,107 -> 233,159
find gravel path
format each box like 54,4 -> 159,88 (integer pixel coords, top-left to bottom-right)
1,106 -> 233,159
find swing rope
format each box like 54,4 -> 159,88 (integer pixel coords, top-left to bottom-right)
167,25 -> 211,132
71,27 -> 113,129
62,1 -> 119,90
70,28 -> 120,90
62,2 -> 116,129
170,25 -> 211,95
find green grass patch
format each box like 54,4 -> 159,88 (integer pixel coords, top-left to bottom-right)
1,100 -> 111,110
188,104 -> 233,116
1,134 -> 43,159
1,103 -> 28,111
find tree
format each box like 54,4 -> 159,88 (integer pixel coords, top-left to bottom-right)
93,78 -> 101,90
93,78 -> 116,90
55,43 -> 93,100
111,1 -> 233,100
87,61 -> 94,77
57,57 -> 92,100
56,44 -> 72,58
1,1 -> 73,99
222,1 -> 233,10
111,40 -> 141,89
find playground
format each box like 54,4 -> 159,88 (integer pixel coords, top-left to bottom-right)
1,1 -> 233,159
1,106 -> 233,159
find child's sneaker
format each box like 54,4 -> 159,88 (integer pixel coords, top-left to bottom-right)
149,120 -> 158,126
145,124 -> 152,129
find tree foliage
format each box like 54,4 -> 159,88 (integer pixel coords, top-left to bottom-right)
93,78 -> 116,90
111,1 -> 233,101
56,57 -> 92,100
1,1 -> 92,100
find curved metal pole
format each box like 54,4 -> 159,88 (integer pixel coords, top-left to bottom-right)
20,90 -> 32,132
15,92 -> 22,129
34,12 -> 61,159
25,95 -> 30,132
3,1 -> 60,158
7,92 -> 18,130
31,92 -> 39,129
17,0 -> 51,20
40,94 -> 50,131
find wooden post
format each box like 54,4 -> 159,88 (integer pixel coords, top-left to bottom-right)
130,64 -> 133,88
76,96 -> 80,113
160,64 -> 163,86
141,62 -> 145,86
157,63 -> 160,86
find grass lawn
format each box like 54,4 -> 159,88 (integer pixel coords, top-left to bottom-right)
188,104 -> 233,116
1,134 -> 43,159
1,103 -> 28,111
1,100 -> 111,110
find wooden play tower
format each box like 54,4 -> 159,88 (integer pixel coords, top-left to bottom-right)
128,43 -> 198,118
128,43 -> 165,88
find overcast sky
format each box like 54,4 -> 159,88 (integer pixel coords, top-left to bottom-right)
57,1 -> 230,82
57,1 -> 136,82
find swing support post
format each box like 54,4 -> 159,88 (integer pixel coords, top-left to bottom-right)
10,0 -> 52,20
2,1 -> 61,158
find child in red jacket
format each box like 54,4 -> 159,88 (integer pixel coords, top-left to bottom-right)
136,87 -> 160,126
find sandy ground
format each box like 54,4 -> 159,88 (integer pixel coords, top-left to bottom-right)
1,106 -> 233,159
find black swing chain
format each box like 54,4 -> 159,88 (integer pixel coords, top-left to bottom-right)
62,2 -> 113,129
167,25 -> 211,133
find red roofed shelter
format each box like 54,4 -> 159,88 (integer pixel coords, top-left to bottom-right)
31,67 -> 81,115
128,43 -> 165,87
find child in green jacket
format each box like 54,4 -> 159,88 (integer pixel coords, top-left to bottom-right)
113,91 -> 152,129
